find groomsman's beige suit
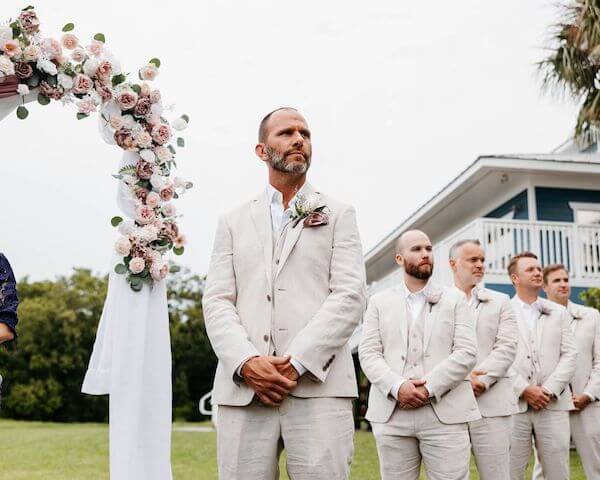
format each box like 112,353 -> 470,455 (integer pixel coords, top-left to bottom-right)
203,109 -> 366,480
450,239 -> 518,480
359,230 -> 479,480
533,264 -> 600,480
508,254 -> 576,480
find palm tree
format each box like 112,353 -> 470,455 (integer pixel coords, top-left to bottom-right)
540,0 -> 600,148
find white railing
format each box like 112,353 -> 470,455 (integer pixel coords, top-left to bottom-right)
439,218 -> 600,285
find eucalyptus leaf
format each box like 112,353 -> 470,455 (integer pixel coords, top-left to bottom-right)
94,33 -> 106,43
37,93 -> 50,106
16,106 -> 28,120
177,137 -> 185,147
173,246 -> 185,256
115,264 -> 128,275
62,23 -> 75,32
111,216 -> 123,227
149,58 -> 161,68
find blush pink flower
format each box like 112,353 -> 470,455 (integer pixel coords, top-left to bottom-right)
23,45 -> 41,62
18,10 -> 40,34
116,90 -> 138,111
87,40 -> 104,57
139,63 -> 159,81
151,124 -> 171,145
146,191 -> 160,208
2,40 -> 22,58
72,74 -> 94,95
115,237 -> 132,256
136,205 -> 156,224
77,98 -> 97,115
150,261 -> 169,281
129,257 -> 146,274
159,184 -> 174,202
162,203 -> 176,217
149,90 -> 161,104
41,38 -> 63,60
96,60 -> 112,81
71,47 -> 86,63
174,234 -> 186,248
61,33 -> 79,50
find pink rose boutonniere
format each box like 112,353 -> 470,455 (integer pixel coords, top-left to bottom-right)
474,288 -> 491,308
292,193 -> 329,228
568,305 -> 583,320
539,303 -> 553,317
426,289 -> 442,312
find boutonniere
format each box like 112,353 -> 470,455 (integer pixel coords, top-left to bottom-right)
569,305 -> 583,320
474,288 -> 491,307
426,289 -> 442,313
538,303 -> 552,316
292,193 -> 329,228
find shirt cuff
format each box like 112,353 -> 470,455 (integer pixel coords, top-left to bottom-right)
584,392 -> 596,402
289,358 -> 307,376
390,381 -> 402,400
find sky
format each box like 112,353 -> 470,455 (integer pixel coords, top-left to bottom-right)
1,0 -> 577,281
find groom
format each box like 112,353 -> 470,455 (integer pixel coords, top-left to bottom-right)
203,107 -> 366,479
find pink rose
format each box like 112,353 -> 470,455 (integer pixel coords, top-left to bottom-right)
136,160 -> 154,180
150,261 -> 169,281
2,40 -> 21,58
15,62 -> 33,80
95,83 -> 113,102
136,205 -> 156,225
139,63 -> 159,81
154,146 -> 172,163
61,34 -> 79,50
96,60 -> 112,81
87,40 -> 104,57
161,222 -> 179,242
135,188 -> 149,203
303,211 -> 329,228
151,124 -> 171,145
159,184 -> 174,201
23,45 -> 40,62
39,81 -> 64,100
146,191 -> 160,208
129,257 -> 146,274
134,130 -> 153,149
77,98 -> 96,114
134,97 -> 152,118
72,74 -> 93,95
115,237 -> 131,256
71,48 -> 86,63
41,38 -> 63,60
19,10 -> 40,34
116,90 -> 138,111
140,82 -> 152,97
114,128 -> 137,151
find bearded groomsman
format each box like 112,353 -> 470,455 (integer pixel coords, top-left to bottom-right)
359,230 -> 479,480
532,264 -> 600,479
449,239 -> 518,480
508,252 -> 577,480
203,108 -> 366,480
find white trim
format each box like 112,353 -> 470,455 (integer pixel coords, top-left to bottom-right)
527,183 -> 537,221
569,201 -> 600,212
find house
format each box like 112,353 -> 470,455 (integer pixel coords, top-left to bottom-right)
364,146 -> 600,301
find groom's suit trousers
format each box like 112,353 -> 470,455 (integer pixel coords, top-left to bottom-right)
217,396 -> 354,480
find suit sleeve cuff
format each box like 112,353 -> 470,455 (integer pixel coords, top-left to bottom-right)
289,357 -> 307,376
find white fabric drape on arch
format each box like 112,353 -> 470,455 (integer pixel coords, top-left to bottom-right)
80,109 -> 173,480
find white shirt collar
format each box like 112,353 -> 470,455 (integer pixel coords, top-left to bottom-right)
403,281 -> 428,300
515,295 -> 541,312
266,181 -> 309,210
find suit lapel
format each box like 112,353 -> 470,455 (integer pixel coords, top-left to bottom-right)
390,286 -> 409,353
536,309 -> 546,349
250,192 -> 273,292
274,183 -> 317,279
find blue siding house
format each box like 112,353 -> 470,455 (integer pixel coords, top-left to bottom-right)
364,150 -> 600,303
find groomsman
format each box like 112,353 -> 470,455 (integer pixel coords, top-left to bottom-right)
359,230 -> 479,480
449,239 -> 518,480
532,264 -> 600,479
508,252 -> 577,480
203,108 -> 366,480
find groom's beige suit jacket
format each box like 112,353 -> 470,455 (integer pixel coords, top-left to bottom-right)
359,284 -> 480,425
203,183 -> 366,406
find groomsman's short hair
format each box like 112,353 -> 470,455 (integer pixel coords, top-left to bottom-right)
258,107 -> 299,142
507,251 -> 538,277
543,263 -> 568,284
448,239 -> 481,260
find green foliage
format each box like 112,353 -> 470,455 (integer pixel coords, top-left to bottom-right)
62,23 -> 75,32
581,287 -> 600,309
0,268 -> 216,423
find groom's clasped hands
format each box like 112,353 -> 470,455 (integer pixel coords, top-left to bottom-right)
241,354 -> 299,407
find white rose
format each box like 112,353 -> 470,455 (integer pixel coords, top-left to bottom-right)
121,114 -> 136,129
0,27 -> 12,44
115,237 -> 132,256
57,73 -> 74,90
162,203 -> 177,217
117,220 -> 136,236
138,225 -> 159,243
139,149 -> 156,164
150,173 -> 166,189
17,84 -> 30,96
0,55 -> 15,75
154,146 -> 173,163
36,57 -> 57,75
83,58 -> 99,77
139,63 -> 159,81
172,117 -> 188,131
129,257 -> 146,275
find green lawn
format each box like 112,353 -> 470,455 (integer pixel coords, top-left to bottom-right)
0,420 -> 585,479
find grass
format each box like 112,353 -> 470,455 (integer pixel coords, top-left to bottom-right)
0,420 -> 585,479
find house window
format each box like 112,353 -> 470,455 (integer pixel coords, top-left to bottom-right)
569,202 -> 600,225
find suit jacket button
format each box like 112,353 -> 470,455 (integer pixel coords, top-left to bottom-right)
267,295 -> 271,302
263,335 -> 269,342
323,365 -> 327,371
401,356 -> 405,360
275,259 -> 280,264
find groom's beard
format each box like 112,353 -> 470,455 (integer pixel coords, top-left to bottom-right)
405,260 -> 433,280
265,146 -> 311,175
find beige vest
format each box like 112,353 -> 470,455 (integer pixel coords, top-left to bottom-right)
270,221 -> 290,355
402,305 -> 427,380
